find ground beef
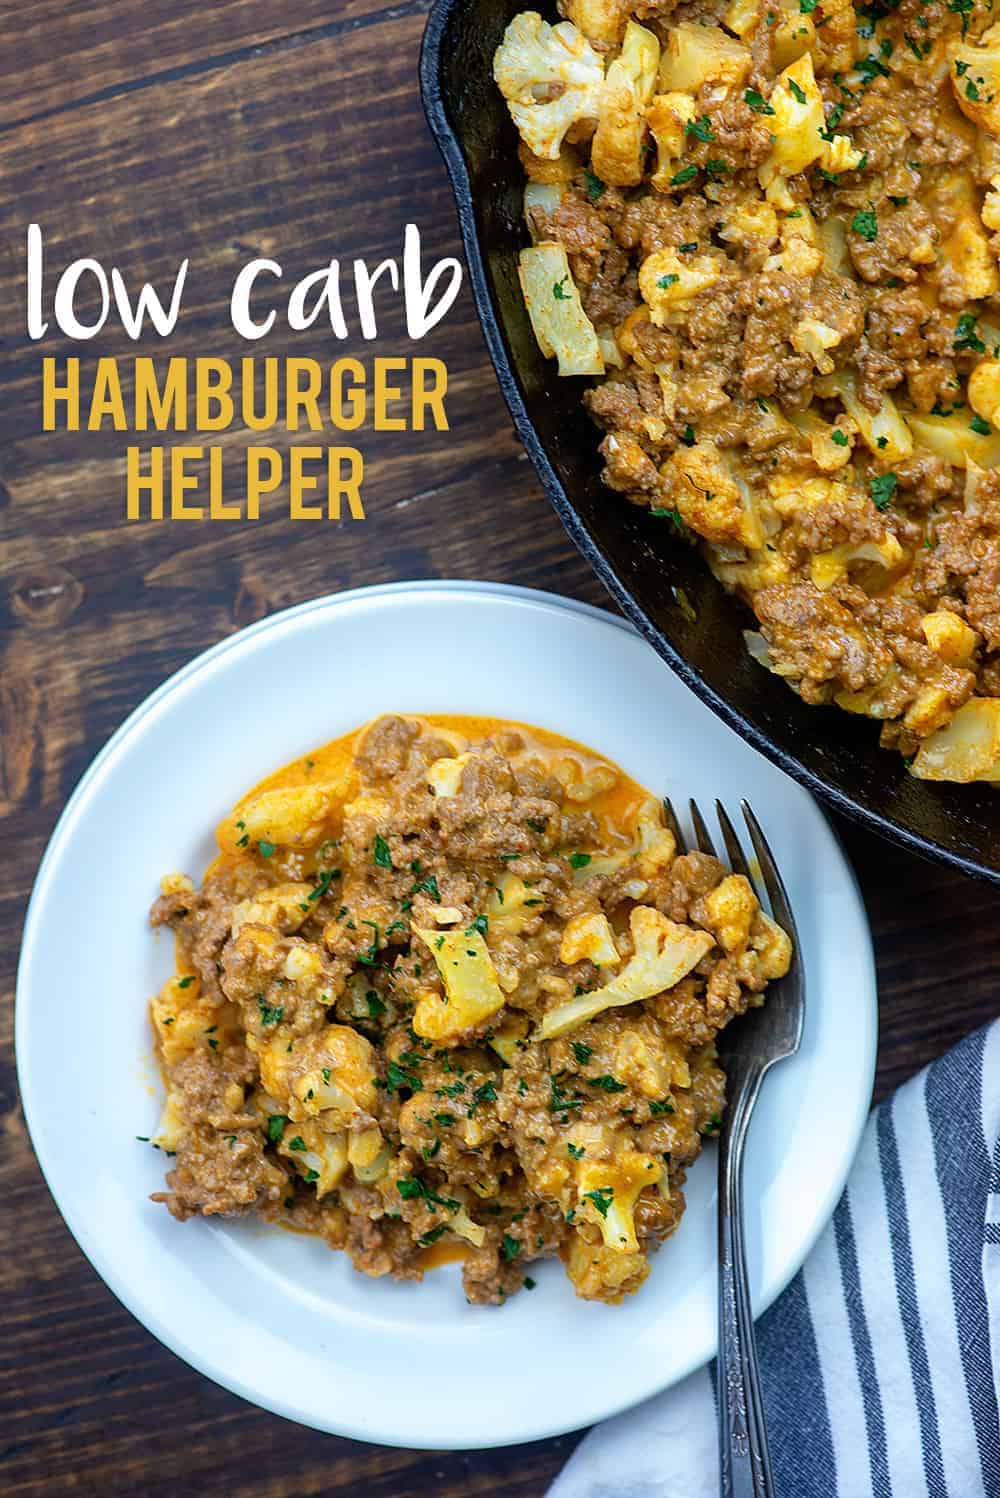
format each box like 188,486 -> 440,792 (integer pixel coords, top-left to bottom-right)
502,0 -> 997,774
146,716 -> 791,1305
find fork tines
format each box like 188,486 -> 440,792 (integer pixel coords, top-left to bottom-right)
662,795 -> 798,944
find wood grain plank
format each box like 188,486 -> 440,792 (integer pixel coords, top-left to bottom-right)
0,0 -> 431,129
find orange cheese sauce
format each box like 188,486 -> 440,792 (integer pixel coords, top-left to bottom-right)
214,714 -> 651,863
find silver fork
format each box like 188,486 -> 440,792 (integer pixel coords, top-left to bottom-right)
664,797 -> 805,1498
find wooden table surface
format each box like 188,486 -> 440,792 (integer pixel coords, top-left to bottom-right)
2,2 -> 998,1493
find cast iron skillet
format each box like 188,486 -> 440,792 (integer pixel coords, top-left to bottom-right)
419,0 -> 1000,885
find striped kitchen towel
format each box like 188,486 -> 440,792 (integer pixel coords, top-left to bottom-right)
550,1021 -> 1000,1498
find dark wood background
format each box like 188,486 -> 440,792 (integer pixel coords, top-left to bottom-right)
2,2 -> 997,1493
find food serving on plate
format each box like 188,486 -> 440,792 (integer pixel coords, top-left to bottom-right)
494,1 -> 1000,783
146,713 -> 790,1304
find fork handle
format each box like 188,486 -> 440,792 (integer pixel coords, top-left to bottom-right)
717,1064 -> 775,1498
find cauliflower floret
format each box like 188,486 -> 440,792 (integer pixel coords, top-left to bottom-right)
537,905 -> 715,1038
560,911 -> 621,967
486,872 -> 547,932
230,882 -> 315,937
906,410 -> 1000,470
920,611 -> 980,668
646,91 -> 697,191
809,534 -> 906,590
949,34 -> 1000,139
227,783 -> 337,850
561,0 -> 630,49
565,1234 -> 649,1301
701,874 -> 758,953
347,1124 -> 391,1184
577,1151 -> 663,1252
638,247 -> 721,321
912,699 -> 1000,782
759,53 -> 826,189
412,927 -> 507,1039
791,317 -> 843,372
426,752 -> 472,798
258,1024 -> 378,1124
591,20 -> 661,186
817,369 -> 913,464
518,242 -> 605,376
633,799 -> 677,876
719,197 -> 780,253
278,1120 -> 348,1199
494,12 -> 605,160
969,360 -> 1000,427
663,442 -> 764,550
657,22 -> 751,92
941,209 -> 1000,302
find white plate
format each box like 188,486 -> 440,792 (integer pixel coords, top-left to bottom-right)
16,582 -> 877,1450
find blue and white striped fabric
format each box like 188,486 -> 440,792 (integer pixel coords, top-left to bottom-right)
550,1022 -> 1000,1498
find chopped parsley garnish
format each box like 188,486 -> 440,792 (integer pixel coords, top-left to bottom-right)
948,0 -> 974,35
686,115 -> 715,141
396,1176 -> 460,1211
567,1143 -> 586,1160
588,1074 -> 627,1093
177,975 -> 194,989
366,991 -> 386,1018
372,833 -> 393,869
418,1223 -> 448,1247
851,209 -> 878,241
670,165 -> 698,186
954,312 -> 986,353
705,159 -> 728,176
657,273 -> 680,289
584,169 -> 605,201
680,424 -> 696,446
800,0 -> 819,10
583,1187 -> 614,1218
526,818 -> 547,834
831,429 -> 849,446
971,415 -> 993,435
257,997 -> 284,1026
870,473 -> 898,510
651,506 -> 686,532
549,1076 -> 582,1114
471,1079 -> 499,1108
649,1099 -> 676,1115
788,79 -> 808,104
501,1234 -> 522,1261
703,1115 -> 723,1135
745,88 -> 775,115
572,1040 -> 593,1065
266,1114 -> 288,1143
553,276 -> 570,300
303,1169 -> 320,1183
307,867 -> 341,903
857,54 -> 890,84
288,1136 -> 307,1152
466,914 -> 489,936
966,79 -> 981,100
257,840 -> 276,859
357,919 -> 381,967
679,241 -> 698,253
524,1277 -> 537,1290
386,1059 -> 420,1093
569,852 -> 592,870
